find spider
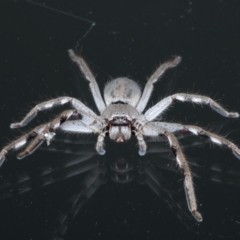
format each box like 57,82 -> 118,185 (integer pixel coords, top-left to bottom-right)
1,49 -> 240,222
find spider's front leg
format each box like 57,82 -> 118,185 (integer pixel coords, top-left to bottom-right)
135,122 -> 203,222
68,49 -> 106,113
144,93 -> 239,121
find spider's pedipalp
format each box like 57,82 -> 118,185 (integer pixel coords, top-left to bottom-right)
133,130 -> 147,156
96,130 -> 108,155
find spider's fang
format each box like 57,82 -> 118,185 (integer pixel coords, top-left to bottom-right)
44,132 -> 56,146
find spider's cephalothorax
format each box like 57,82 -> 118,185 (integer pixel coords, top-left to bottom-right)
102,78 -> 143,143
1,49 -> 240,222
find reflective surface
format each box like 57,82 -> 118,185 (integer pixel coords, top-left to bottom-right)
1,1 -> 240,239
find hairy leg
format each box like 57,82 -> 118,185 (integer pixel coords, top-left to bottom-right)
149,122 -> 240,159
144,93 -> 239,121
0,109 -> 104,166
10,96 -> 100,129
138,122 -> 202,221
68,49 -> 106,113
136,56 -> 181,113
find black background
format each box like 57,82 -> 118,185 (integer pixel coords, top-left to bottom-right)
0,1 -> 240,240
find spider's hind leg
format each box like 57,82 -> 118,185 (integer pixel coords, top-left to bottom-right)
17,109 -> 78,159
0,124 -> 45,166
163,131 -> 203,222
0,110 -> 75,166
16,126 -> 53,160
151,122 -> 240,160
138,122 -> 203,222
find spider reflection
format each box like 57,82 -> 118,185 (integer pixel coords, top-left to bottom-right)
0,134 -> 239,239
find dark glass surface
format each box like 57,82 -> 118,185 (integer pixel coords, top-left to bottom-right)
1,1 -> 240,240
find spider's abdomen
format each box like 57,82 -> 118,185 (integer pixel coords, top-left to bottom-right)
104,78 -> 141,107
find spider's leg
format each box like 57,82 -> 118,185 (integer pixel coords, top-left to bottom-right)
16,110 -> 78,159
136,56 -> 181,113
0,124 -> 45,166
144,93 -> 239,121
68,49 -> 106,113
18,109 -> 105,159
60,120 -> 97,133
165,131 -> 203,222
137,122 -> 202,222
1,110 -> 81,165
17,126 -> 52,159
150,122 -> 240,160
10,97 -> 98,129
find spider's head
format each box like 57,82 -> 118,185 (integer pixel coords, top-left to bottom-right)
108,117 -> 132,142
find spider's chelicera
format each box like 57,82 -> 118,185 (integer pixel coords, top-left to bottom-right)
1,50 -> 240,222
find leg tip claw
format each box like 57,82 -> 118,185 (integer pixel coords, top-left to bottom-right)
230,112 -> 239,118
192,210 -> 203,222
10,123 -> 20,129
